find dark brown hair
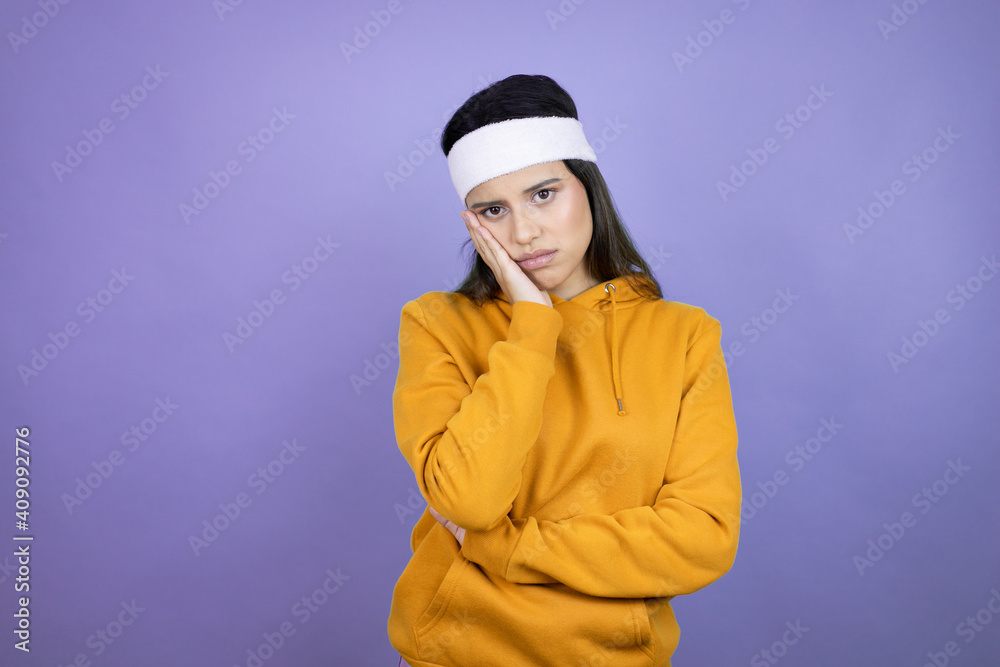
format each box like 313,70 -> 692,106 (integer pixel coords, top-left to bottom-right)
441,74 -> 664,306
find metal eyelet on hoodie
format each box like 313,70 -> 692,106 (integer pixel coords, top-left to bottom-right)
604,282 -> 625,417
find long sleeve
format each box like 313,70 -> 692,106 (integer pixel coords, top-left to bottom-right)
460,319 -> 741,598
393,297 -> 563,531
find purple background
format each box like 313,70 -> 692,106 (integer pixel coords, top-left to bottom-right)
1,1 -> 998,665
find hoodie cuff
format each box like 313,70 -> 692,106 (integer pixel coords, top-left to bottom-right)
506,301 -> 563,355
461,515 -> 528,578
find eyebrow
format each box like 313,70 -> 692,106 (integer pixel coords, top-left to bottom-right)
468,177 -> 564,210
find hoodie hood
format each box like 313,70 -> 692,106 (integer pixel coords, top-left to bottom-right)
496,276 -> 646,417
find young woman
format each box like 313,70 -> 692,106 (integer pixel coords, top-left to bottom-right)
387,74 -> 741,667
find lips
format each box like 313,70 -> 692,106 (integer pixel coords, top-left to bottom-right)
516,250 -> 556,269
515,249 -> 556,262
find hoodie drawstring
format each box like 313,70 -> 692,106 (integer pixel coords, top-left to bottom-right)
604,282 -> 625,417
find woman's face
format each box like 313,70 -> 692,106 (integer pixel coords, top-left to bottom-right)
464,160 -> 597,301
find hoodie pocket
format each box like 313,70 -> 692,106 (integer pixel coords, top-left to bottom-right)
416,557 -> 659,666
631,597 -> 655,659
413,550 -> 471,638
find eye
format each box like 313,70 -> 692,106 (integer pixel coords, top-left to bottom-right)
535,188 -> 555,202
479,205 -> 504,219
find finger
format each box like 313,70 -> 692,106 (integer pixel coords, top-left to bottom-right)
464,211 -> 492,252
461,212 -> 516,302
471,218 -> 504,264
475,227 -> 506,283
462,212 -> 487,259
464,212 -> 500,270
472,221 -> 511,266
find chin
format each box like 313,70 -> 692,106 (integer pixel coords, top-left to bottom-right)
531,270 -> 563,289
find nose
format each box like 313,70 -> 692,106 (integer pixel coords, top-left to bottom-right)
509,207 -> 542,246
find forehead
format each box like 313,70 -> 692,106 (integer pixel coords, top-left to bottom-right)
467,160 -> 569,201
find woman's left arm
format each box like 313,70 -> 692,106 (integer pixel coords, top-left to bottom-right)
460,320 -> 741,598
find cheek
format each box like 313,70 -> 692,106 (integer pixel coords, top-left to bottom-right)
492,228 -> 513,249
491,232 -> 517,257
566,193 -> 593,238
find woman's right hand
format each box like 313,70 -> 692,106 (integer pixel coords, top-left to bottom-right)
461,211 -> 553,308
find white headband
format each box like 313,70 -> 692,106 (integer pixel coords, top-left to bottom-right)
446,116 -> 598,204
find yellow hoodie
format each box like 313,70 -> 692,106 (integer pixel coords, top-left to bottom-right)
387,275 -> 741,666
